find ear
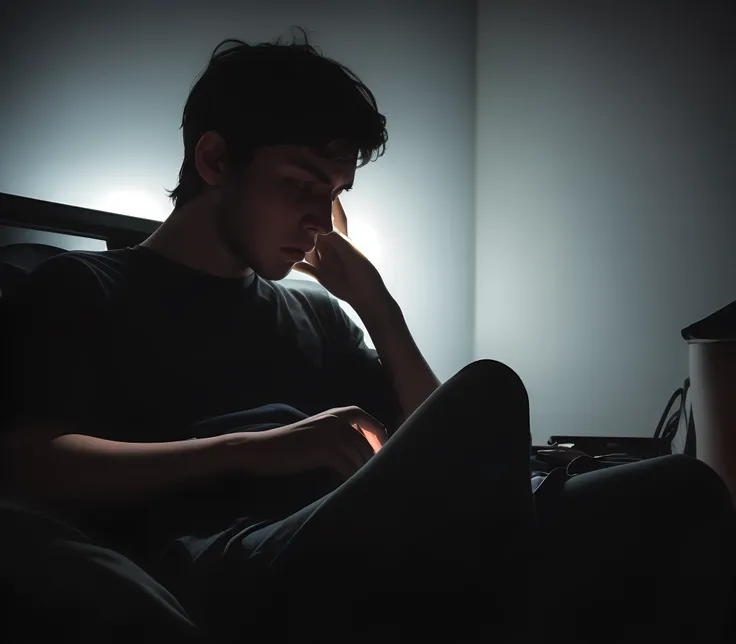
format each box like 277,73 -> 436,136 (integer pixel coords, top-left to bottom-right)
194,131 -> 229,187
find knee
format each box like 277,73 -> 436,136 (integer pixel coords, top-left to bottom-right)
456,359 -> 527,399
449,359 -> 530,451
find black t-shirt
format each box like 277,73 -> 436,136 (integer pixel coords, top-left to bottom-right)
5,246 -> 402,558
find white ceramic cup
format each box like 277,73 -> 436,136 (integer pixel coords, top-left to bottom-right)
688,340 -> 736,504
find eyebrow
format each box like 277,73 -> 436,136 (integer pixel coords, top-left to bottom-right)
286,159 -> 354,192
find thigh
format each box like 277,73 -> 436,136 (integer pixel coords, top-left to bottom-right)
262,360 -> 534,583
185,360 -> 537,641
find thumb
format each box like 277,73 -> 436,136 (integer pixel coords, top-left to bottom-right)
322,230 -> 364,261
292,261 -> 321,281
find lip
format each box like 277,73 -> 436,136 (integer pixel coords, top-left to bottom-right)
282,247 -> 306,261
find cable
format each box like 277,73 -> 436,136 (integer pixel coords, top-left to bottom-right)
654,378 -> 691,449
548,377 -> 694,478
565,453 -> 641,475
594,453 -> 640,463
654,386 -> 684,441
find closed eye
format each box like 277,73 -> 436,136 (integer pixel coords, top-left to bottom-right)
289,178 -> 348,201
283,160 -> 354,198
292,179 -> 311,192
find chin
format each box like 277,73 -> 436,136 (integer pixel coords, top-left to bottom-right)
252,260 -> 295,282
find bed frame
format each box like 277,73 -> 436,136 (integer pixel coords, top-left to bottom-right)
0,191 -> 159,249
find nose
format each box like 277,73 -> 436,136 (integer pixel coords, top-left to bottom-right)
303,203 -> 334,236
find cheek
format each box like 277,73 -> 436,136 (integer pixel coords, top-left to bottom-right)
222,193 -> 254,234
227,178 -> 306,245
245,198 -> 300,246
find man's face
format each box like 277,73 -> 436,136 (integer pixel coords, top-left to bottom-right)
216,144 -> 356,280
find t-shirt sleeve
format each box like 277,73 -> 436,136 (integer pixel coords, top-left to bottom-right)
322,300 -> 404,433
3,255 -> 108,433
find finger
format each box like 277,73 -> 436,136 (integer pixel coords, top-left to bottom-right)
346,423 -> 377,464
341,408 -> 387,448
291,261 -> 321,281
314,231 -> 340,256
353,423 -> 385,453
304,247 -> 321,266
320,416 -> 372,475
326,414 -> 375,464
318,229 -> 365,262
332,197 -> 348,237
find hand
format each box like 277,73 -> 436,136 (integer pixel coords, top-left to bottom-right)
245,406 -> 388,481
292,197 -> 389,313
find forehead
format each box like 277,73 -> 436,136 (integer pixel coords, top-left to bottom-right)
262,144 -> 357,181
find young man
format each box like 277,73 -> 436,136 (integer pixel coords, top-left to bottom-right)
2,34 -> 535,641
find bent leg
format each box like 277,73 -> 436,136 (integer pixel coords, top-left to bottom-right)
264,359 -> 534,587
186,360 -> 535,641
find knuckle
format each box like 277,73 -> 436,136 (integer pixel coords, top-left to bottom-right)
323,415 -> 350,432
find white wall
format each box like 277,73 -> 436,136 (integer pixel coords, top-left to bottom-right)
0,0 -> 476,382
476,1 -> 736,443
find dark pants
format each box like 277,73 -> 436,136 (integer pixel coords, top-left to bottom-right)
159,360 -> 736,642
536,454 -> 736,642
2,360 -> 734,642
163,359 -> 537,643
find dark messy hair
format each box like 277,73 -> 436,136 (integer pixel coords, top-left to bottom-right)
169,28 -> 388,208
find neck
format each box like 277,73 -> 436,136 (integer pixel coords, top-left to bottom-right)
141,199 -> 254,280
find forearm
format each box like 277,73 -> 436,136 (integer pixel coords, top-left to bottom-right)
1,425 -> 253,510
357,295 -> 441,419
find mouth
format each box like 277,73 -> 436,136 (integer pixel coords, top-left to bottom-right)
282,247 -> 307,262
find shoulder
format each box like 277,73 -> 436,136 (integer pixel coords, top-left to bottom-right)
256,277 -> 359,342
258,277 -> 341,318
256,277 -> 364,348
37,248 -> 131,280
30,249 -> 132,290
20,249 -> 135,315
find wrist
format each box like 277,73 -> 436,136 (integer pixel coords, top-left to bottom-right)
354,292 -> 403,330
218,430 -> 263,474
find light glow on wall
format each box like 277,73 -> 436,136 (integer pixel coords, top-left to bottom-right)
0,1 -> 477,382
347,218 -> 383,264
94,188 -> 169,220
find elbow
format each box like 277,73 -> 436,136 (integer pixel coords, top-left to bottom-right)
0,426 -> 64,506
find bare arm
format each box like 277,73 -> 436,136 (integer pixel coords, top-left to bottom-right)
0,423 -> 255,511
358,297 -> 441,420
293,197 -> 440,421
0,408 -> 386,513
2,255 -> 379,513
